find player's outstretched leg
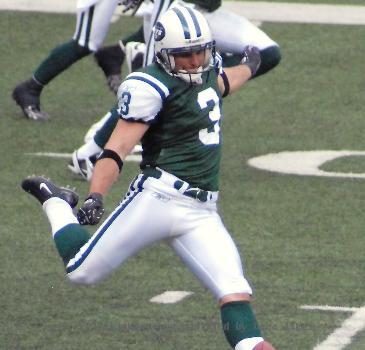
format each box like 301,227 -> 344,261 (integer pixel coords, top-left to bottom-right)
21,176 -> 79,208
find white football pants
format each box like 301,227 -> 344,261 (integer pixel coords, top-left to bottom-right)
143,0 -> 279,65
74,0 -> 121,51
67,171 -> 252,300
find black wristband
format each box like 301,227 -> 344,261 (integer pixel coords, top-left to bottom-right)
97,149 -> 123,172
220,70 -> 230,98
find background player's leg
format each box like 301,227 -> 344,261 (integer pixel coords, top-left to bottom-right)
144,0 -> 171,65
68,107 -> 119,180
12,0 -> 119,120
94,26 -> 145,93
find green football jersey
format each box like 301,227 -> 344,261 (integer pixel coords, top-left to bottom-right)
118,64 -> 223,191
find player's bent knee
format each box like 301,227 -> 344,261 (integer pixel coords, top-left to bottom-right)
72,40 -> 93,56
66,257 -> 112,286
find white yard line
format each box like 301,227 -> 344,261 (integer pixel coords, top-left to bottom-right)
224,2 -> 365,25
301,304 -> 365,350
1,1 -> 365,25
314,306 -> 365,350
27,152 -> 141,162
149,291 -> 194,304
300,305 -> 360,313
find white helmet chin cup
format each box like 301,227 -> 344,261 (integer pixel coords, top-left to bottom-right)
153,5 -> 215,84
175,66 -> 204,84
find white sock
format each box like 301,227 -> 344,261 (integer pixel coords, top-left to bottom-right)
77,139 -> 102,160
235,337 -> 264,350
43,198 -> 79,236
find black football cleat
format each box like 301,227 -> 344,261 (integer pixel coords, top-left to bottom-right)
94,44 -> 125,95
12,79 -> 49,121
21,176 -> 79,208
106,74 -> 122,95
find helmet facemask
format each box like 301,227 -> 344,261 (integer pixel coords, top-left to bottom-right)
158,43 -> 215,84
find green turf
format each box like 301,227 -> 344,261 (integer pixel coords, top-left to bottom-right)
321,156 -> 365,173
1,8 -> 365,350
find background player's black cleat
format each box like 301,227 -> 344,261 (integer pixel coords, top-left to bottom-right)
12,79 -> 49,121
94,44 -> 125,94
21,176 -> 79,207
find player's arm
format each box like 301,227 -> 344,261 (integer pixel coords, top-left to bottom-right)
77,72 -> 165,225
76,119 -> 149,225
218,46 -> 261,96
89,119 -> 149,196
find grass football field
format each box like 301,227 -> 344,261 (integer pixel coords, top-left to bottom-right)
1,2 -> 365,349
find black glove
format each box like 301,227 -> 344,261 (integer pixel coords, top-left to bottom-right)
77,192 -> 105,225
240,45 -> 261,77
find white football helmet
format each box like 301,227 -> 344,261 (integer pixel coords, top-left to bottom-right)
153,5 -> 215,84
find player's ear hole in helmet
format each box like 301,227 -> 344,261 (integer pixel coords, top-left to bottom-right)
153,5 -> 216,84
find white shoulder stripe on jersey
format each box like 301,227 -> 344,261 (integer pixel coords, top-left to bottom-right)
126,72 -> 170,100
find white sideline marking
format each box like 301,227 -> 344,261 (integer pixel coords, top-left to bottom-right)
150,291 -> 193,304
248,150 -> 365,179
27,152 -> 141,162
300,305 -> 360,313
223,2 -> 365,26
300,304 -> 365,350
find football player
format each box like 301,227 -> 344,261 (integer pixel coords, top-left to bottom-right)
22,6 -> 277,350
12,0 -> 137,121
69,0 -> 281,177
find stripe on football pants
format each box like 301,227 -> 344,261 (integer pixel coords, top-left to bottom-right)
65,175 -> 146,274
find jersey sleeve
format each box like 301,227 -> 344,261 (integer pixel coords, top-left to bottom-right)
116,72 -> 170,124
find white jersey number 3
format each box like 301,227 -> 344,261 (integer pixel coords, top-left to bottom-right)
198,88 -> 221,145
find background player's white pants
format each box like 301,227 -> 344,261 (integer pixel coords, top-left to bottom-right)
67,173 -> 252,300
144,0 -> 171,65
74,0 -> 121,51
204,8 -> 278,52
143,0 -> 279,65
